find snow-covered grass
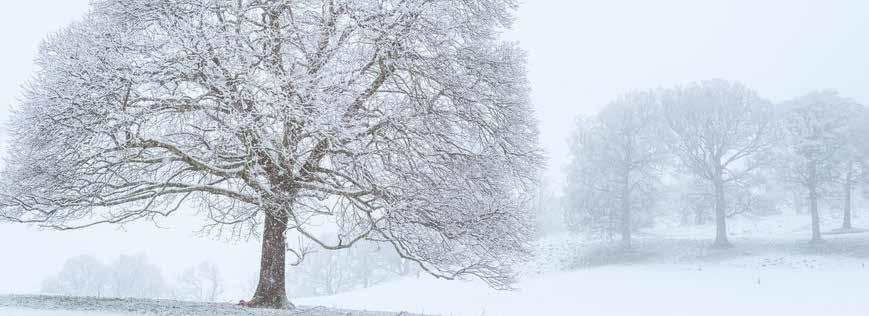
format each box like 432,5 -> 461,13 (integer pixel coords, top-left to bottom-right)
0,308 -> 126,316
0,295 -> 427,316
296,214 -> 869,316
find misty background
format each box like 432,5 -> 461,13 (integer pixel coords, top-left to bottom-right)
1,0 -> 868,301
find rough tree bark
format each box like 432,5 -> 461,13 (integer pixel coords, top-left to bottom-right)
249,210 -> 292,309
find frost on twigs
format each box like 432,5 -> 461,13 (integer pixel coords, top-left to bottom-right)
0,0 -> 541,305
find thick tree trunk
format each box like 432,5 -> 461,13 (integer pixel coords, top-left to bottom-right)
843,166 -> 853,230
712,172 -> 731,248
249,210 -> 293,309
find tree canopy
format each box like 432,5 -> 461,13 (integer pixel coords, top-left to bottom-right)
0,0 -> 540,308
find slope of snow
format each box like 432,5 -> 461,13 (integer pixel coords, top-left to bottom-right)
297,214 -> 869,316
299,262 -> 868,316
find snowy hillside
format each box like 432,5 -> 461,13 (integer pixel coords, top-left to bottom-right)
296,214 -> 869,316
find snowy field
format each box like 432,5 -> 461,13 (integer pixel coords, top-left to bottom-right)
295,214 -> 869,316
2,215 -> 868,316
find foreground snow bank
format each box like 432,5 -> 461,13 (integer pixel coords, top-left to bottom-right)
0,295 -> 425,316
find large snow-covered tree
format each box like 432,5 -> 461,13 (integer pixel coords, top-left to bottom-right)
0,0 -> 540,308
564,91 -> 664,250
661,80 -> 775,248
777,91 -> 863,242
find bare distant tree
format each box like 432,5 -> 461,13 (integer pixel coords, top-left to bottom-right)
531,178 -> 565,236
836,105 -> 869,230
0,0 -> 539,308
285,239 -> 412,297
42,254 -> 167,299
41,255 -> 108,298
670,173 -> 777,227
176,261 -> 223,302
839,160 -> 862,230
107,254 -> 168,299
777,91 -> 863,242
661,80 -> 775,248
564,91 -> 664,250
286,248 -> 355,297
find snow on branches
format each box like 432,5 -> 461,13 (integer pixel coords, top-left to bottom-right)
0,0 -> 540,306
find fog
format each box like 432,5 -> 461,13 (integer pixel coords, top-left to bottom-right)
1,0 -> 868,315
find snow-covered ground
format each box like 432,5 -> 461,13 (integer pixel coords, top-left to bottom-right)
296,214 -> 869,316
0,295 -> 425,316
4,214 -> 867,316
0,308 -> 125,316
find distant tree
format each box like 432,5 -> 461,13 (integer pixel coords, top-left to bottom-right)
288,248 -> 355,297
838,158 -> 862,230
661,80 -> 775,247
175,261 -> 223,302
658,175 -> 709,226
670,172 -> 777,227
286,240 -> 413,297
107,254 -> 167,299
727,176 -> 779,217
41,255 -> 108,297
777,91 -> 863,241
836,105 -> 869,230
531,179 -> 565,236
0,0 -> 540,308
564,91 -> 664,250
41,254 -> 166,299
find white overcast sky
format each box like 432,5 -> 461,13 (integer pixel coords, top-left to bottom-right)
1,0 -> 868,297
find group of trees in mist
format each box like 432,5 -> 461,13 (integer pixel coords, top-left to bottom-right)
0,0 -> 539,308
284,240 -> 418,297
564,79 -> 869,249
41,254 -> 222,302
44,243 -> 418,301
